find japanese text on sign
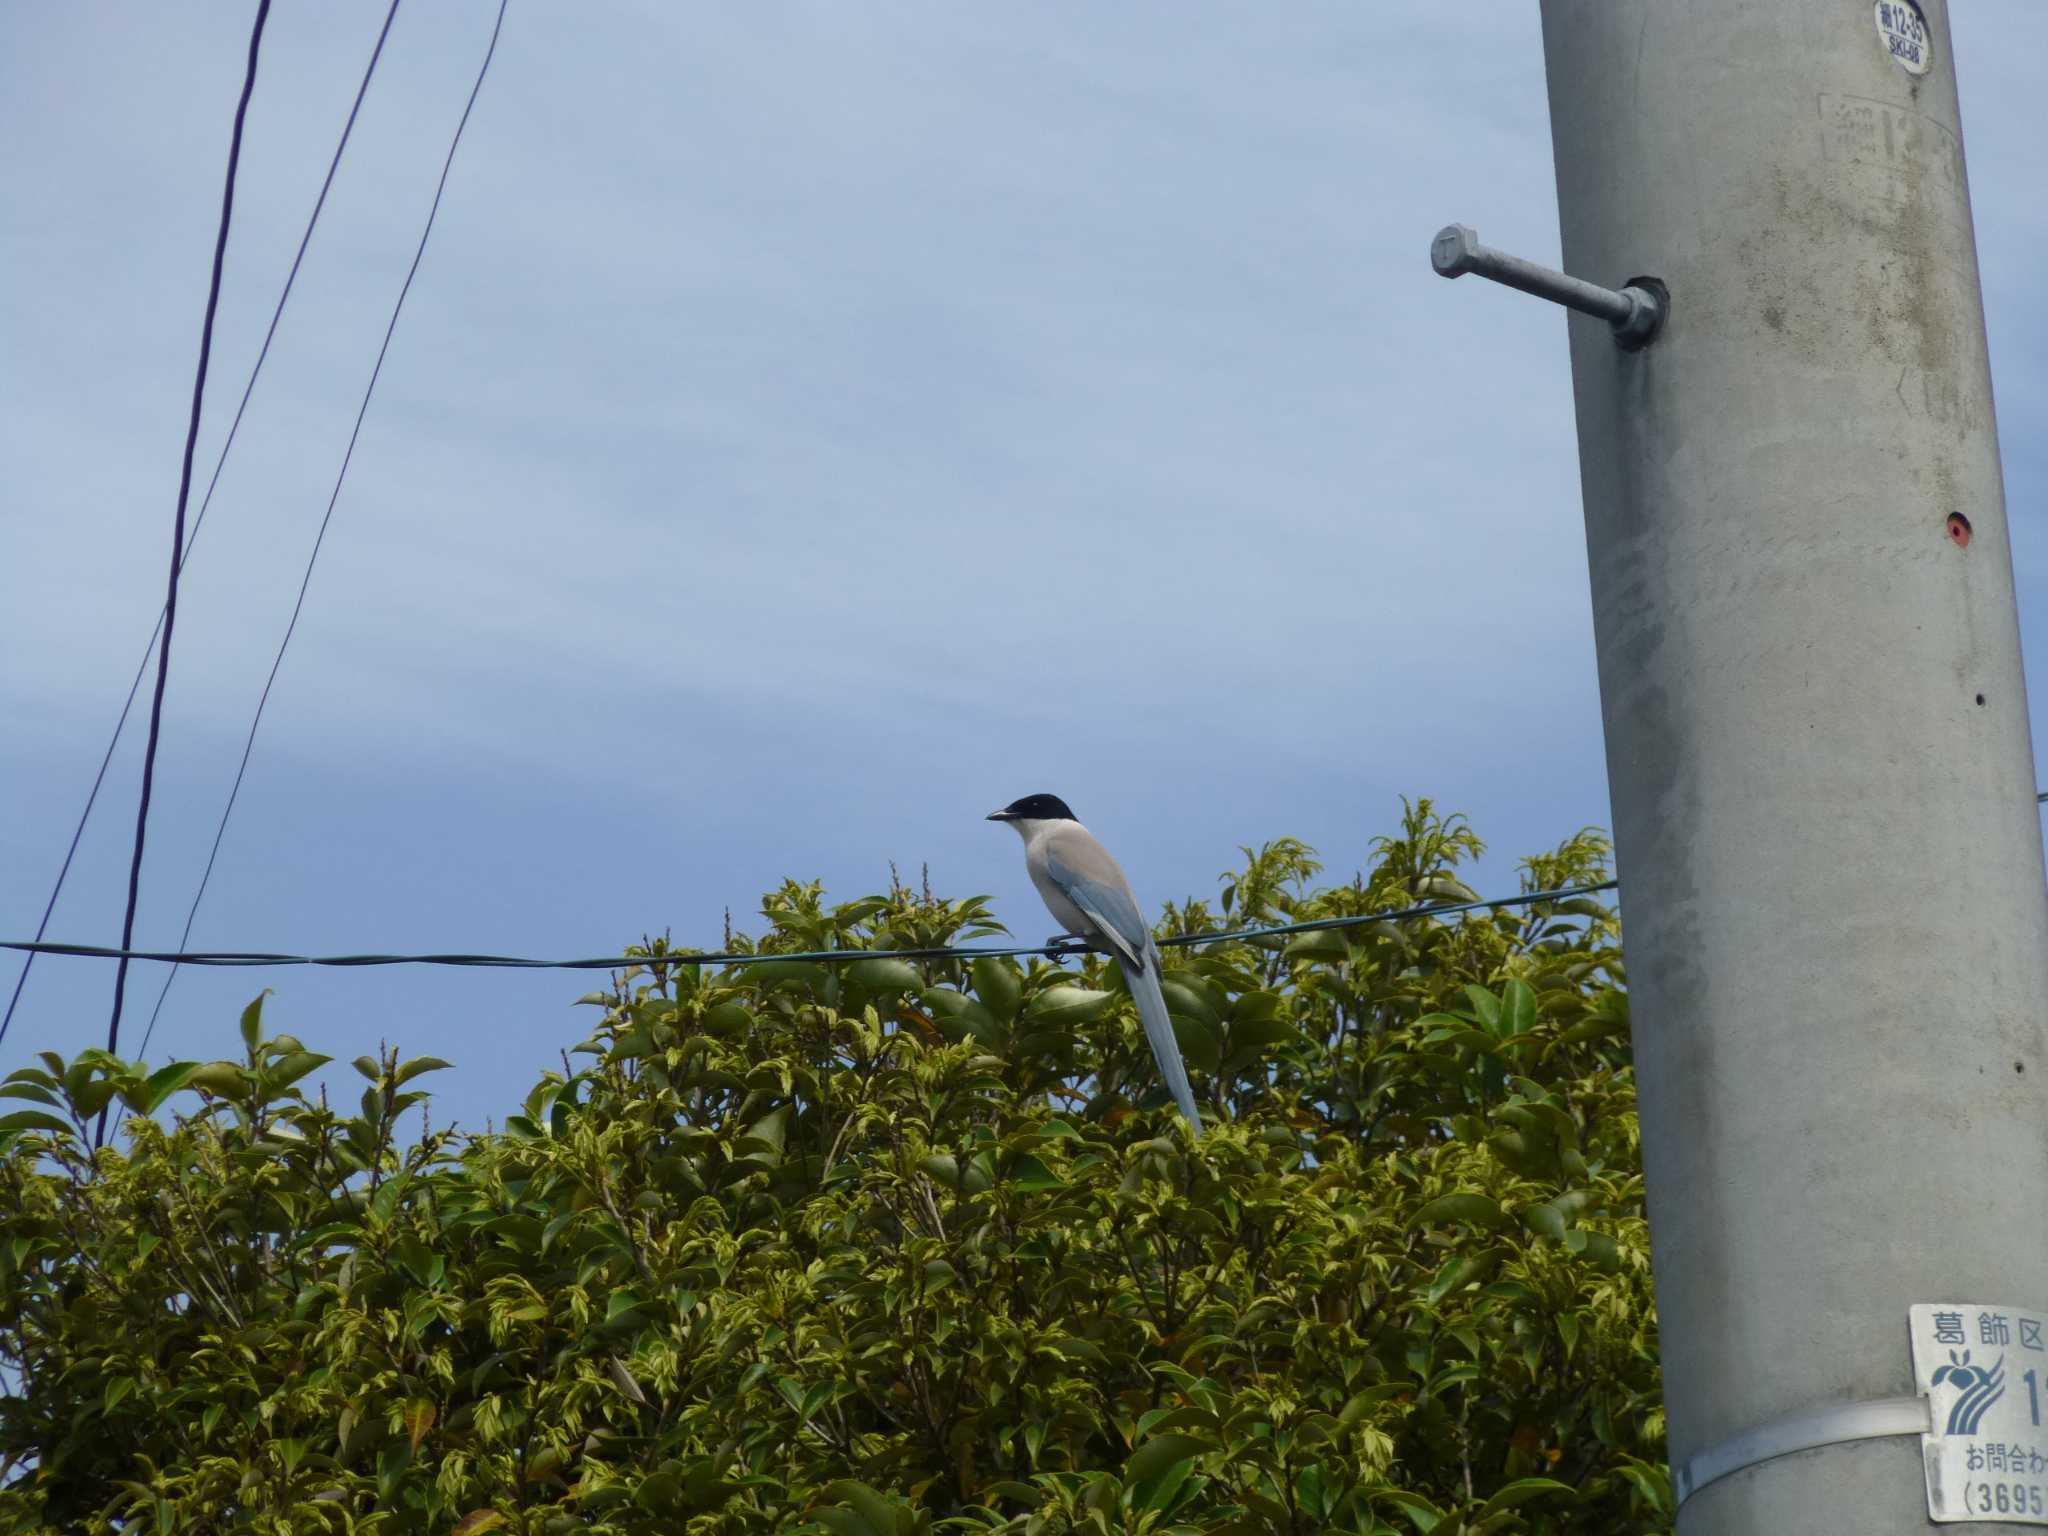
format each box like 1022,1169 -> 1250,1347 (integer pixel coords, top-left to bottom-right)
1912,1303 -> 2048,1524
1873,2 -> 1932,76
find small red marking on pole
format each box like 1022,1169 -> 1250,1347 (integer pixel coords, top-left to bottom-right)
1948,512 -> 1972,548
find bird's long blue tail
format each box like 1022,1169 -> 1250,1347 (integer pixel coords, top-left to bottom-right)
1120,957 -> 1203,1138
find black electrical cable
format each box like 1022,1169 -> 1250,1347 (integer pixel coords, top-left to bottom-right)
138,0 -> 510,1061
7,880 -> 1622,974
1,0 -> 399,1054
98,0 -> 273,1149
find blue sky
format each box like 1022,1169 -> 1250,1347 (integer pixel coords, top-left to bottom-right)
4,4 -> 2045,1133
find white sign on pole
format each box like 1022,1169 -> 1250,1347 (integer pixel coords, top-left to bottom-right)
1873,2 -> 1933,76
1911,1302 -> 2048,1523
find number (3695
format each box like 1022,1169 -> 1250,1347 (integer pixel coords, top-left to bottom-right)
1973,1482 -> 2046,1517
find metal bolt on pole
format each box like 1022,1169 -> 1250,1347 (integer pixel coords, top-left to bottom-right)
1527,2 -> 2048,1532
1430,223 -> 1665,349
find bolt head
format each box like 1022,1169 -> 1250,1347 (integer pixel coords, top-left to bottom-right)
1612,277 -> 1669,350
1431,223 -> 1480,277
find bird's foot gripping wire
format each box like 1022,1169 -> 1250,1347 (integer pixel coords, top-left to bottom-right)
1043,934 -> 1099,962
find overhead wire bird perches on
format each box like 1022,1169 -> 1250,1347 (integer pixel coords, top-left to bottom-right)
3,880 -> 1619,974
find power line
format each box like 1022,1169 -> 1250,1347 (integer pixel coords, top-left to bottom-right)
0,0 -> 402,1052
138,0 -> 510,1060
100,0 -> 273,1147
6,880 -> 1619,975
36,783 -> 2048,984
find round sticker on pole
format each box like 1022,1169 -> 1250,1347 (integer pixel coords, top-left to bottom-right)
1874,1 -> 1932,76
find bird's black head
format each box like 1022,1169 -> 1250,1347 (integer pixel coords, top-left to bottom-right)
987,793 -> 1076,823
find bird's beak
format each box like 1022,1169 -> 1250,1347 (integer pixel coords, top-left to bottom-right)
986,809 -> 1013,821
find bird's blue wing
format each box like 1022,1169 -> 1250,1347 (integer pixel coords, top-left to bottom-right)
1042,828 -> 1198,1135
1045,840 -> 1151,970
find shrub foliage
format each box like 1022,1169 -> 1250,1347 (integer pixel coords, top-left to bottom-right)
0,802 -> 1667,1534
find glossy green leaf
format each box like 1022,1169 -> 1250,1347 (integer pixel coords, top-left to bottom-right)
1420,874 -> 1480,903
1008,1154 -> 1064,1191
699,1000 -> 756,1035
1481,1476 -> 1577,1514
0,1111 -> 74,1138
919,986 -> 1001,1043
1124,1431 -> 1211,1488
140,1062 -> 202,1113
1414,1192 -> 1506,1230
1497,977 -> 1536,1037
1024,986 -> 1114,1027
1564,1227 -> 1623,1273
738,959 -> 827,993
1377,1488 -> 1447,1532
819,1479 -> 903,1536
187,1062 -> 247,1097
1426,1247 -> 1502,1303
239,991 -> 271,1051
1282,928 -> 1349,961
394,1056 -> 453,1087
970,956 -> 1022,1021
843,958 -> 922,998
269,1050 -> 332,1089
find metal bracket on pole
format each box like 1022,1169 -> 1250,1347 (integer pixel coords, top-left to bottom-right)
1671,1394 -> 1932,1508
1431,223 -> 1666,350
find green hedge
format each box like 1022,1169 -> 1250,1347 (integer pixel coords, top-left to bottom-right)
0,803 -> 1667,1534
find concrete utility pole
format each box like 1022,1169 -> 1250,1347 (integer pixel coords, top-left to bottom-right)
1525,3 -> 2047,1531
